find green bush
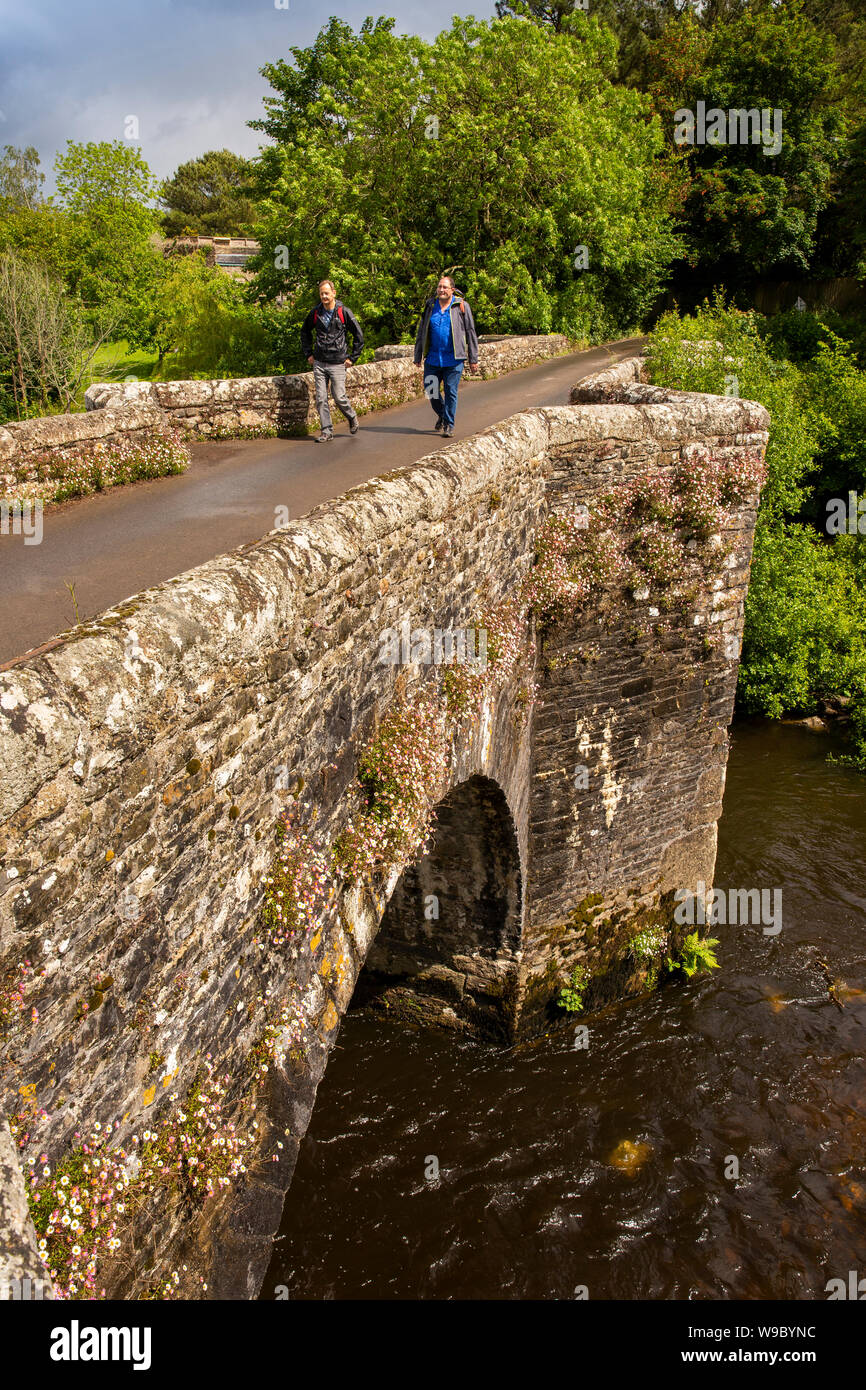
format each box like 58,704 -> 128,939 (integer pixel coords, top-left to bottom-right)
648,296 -> 866,766
742,525 -> 866,723
645,293 -> 819,526
558,964 -> 588,1013
800,335 -> 866,503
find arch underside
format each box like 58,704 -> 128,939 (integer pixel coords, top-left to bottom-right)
353,775 -> 524,1042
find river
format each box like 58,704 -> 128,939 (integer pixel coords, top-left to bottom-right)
261,719 -> 866,1300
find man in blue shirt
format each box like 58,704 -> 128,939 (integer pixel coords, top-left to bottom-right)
413,275 -> 480,437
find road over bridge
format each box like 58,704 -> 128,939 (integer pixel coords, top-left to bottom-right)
1,339 -> 644,666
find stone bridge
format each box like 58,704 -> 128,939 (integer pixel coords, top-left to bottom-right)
0,357 -> 769,1298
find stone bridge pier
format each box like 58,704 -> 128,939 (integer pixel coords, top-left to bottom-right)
0,357 -> 769,1297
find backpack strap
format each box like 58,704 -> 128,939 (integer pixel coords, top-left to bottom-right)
314,304 -> 345,324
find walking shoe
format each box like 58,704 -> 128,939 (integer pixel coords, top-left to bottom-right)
349,418 -> 359,435
434,417 -> 443,432
315,431 -> 333,443
442,426 -> 453,437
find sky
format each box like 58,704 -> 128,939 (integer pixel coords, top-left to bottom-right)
0,0 -> 484,193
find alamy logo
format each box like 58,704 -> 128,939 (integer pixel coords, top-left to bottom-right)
49,1320 -> 152,1370
826,491 -> 866,535
0,499 -> 42,545
825,1271 -> 866,1299
378,617 -> 487,670
1,1274 -> 49,1299
675,880 -> 782,936
674,101 -> 783,157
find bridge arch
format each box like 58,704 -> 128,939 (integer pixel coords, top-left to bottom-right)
355,774 -> 523,1041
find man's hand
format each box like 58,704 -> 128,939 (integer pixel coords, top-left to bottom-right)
344,358 -> 353,367
469,362 -> 480,375
307,355 -> 314,365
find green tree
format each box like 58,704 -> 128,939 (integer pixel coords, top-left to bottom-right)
800,0 -> 866,114
0,250 -> 114,418
53,140 -> 162,342
645,0 -> 843,281
159,150 -> 256,237
0,201 -> 74,286
248,14 -> 682,352
0,145 -> 45,211
137,250 -> 270,378
647,296 -> 866,766
494,0 -> 585,32
497,0 -> 701,85
54,139 -> 156,212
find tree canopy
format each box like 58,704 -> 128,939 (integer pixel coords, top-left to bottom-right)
248,14 -> 682,348
159,150 -> 256,237
0,145 -> 45,212
51,140 -> 161,342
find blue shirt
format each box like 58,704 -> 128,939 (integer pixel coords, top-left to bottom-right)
316,305 -> 335,328
426,297 -> 457,368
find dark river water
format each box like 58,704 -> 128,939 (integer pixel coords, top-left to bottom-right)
261,720 -> 866,1300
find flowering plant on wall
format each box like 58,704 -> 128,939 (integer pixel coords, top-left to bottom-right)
261,810 -> 333,948
17,1058 -> 254,1300
333,683 -> 450,881
5,427 -> 189,506
441,591 -> 535,720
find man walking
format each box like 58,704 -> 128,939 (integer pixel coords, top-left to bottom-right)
414,275 -> 480,437
300,279 -> 365,442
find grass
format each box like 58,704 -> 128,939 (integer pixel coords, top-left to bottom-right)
88,340 -> 161,384
59,341 -> 162,414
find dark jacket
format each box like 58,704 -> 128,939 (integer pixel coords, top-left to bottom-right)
413,295 -> 479,366
300,300 -> 364,365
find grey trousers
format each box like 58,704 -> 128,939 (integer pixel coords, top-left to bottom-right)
313,360 -> 357,432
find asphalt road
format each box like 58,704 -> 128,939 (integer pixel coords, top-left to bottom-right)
0,338 -> 644,666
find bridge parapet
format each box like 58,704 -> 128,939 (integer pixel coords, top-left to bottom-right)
82,334 -> 572,438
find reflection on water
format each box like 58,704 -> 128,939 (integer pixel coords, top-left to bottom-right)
262,720 -> 866,1300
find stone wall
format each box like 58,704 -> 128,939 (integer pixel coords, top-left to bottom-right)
0,360 -> 769,1298
0,334 -> 570,495
0,334 -> 575,497
523,378 -> 766,1030
83,333 -> 572,438
0,404 -> 168,497
373,333 -> 568,362
0,406 -> 546,1299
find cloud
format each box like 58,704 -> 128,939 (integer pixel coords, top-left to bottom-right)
0,0 -> 480,188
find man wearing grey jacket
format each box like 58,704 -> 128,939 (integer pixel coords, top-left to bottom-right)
414,275 -> 480,437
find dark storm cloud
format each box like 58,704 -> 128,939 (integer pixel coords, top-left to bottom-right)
0,0 -> 480,190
